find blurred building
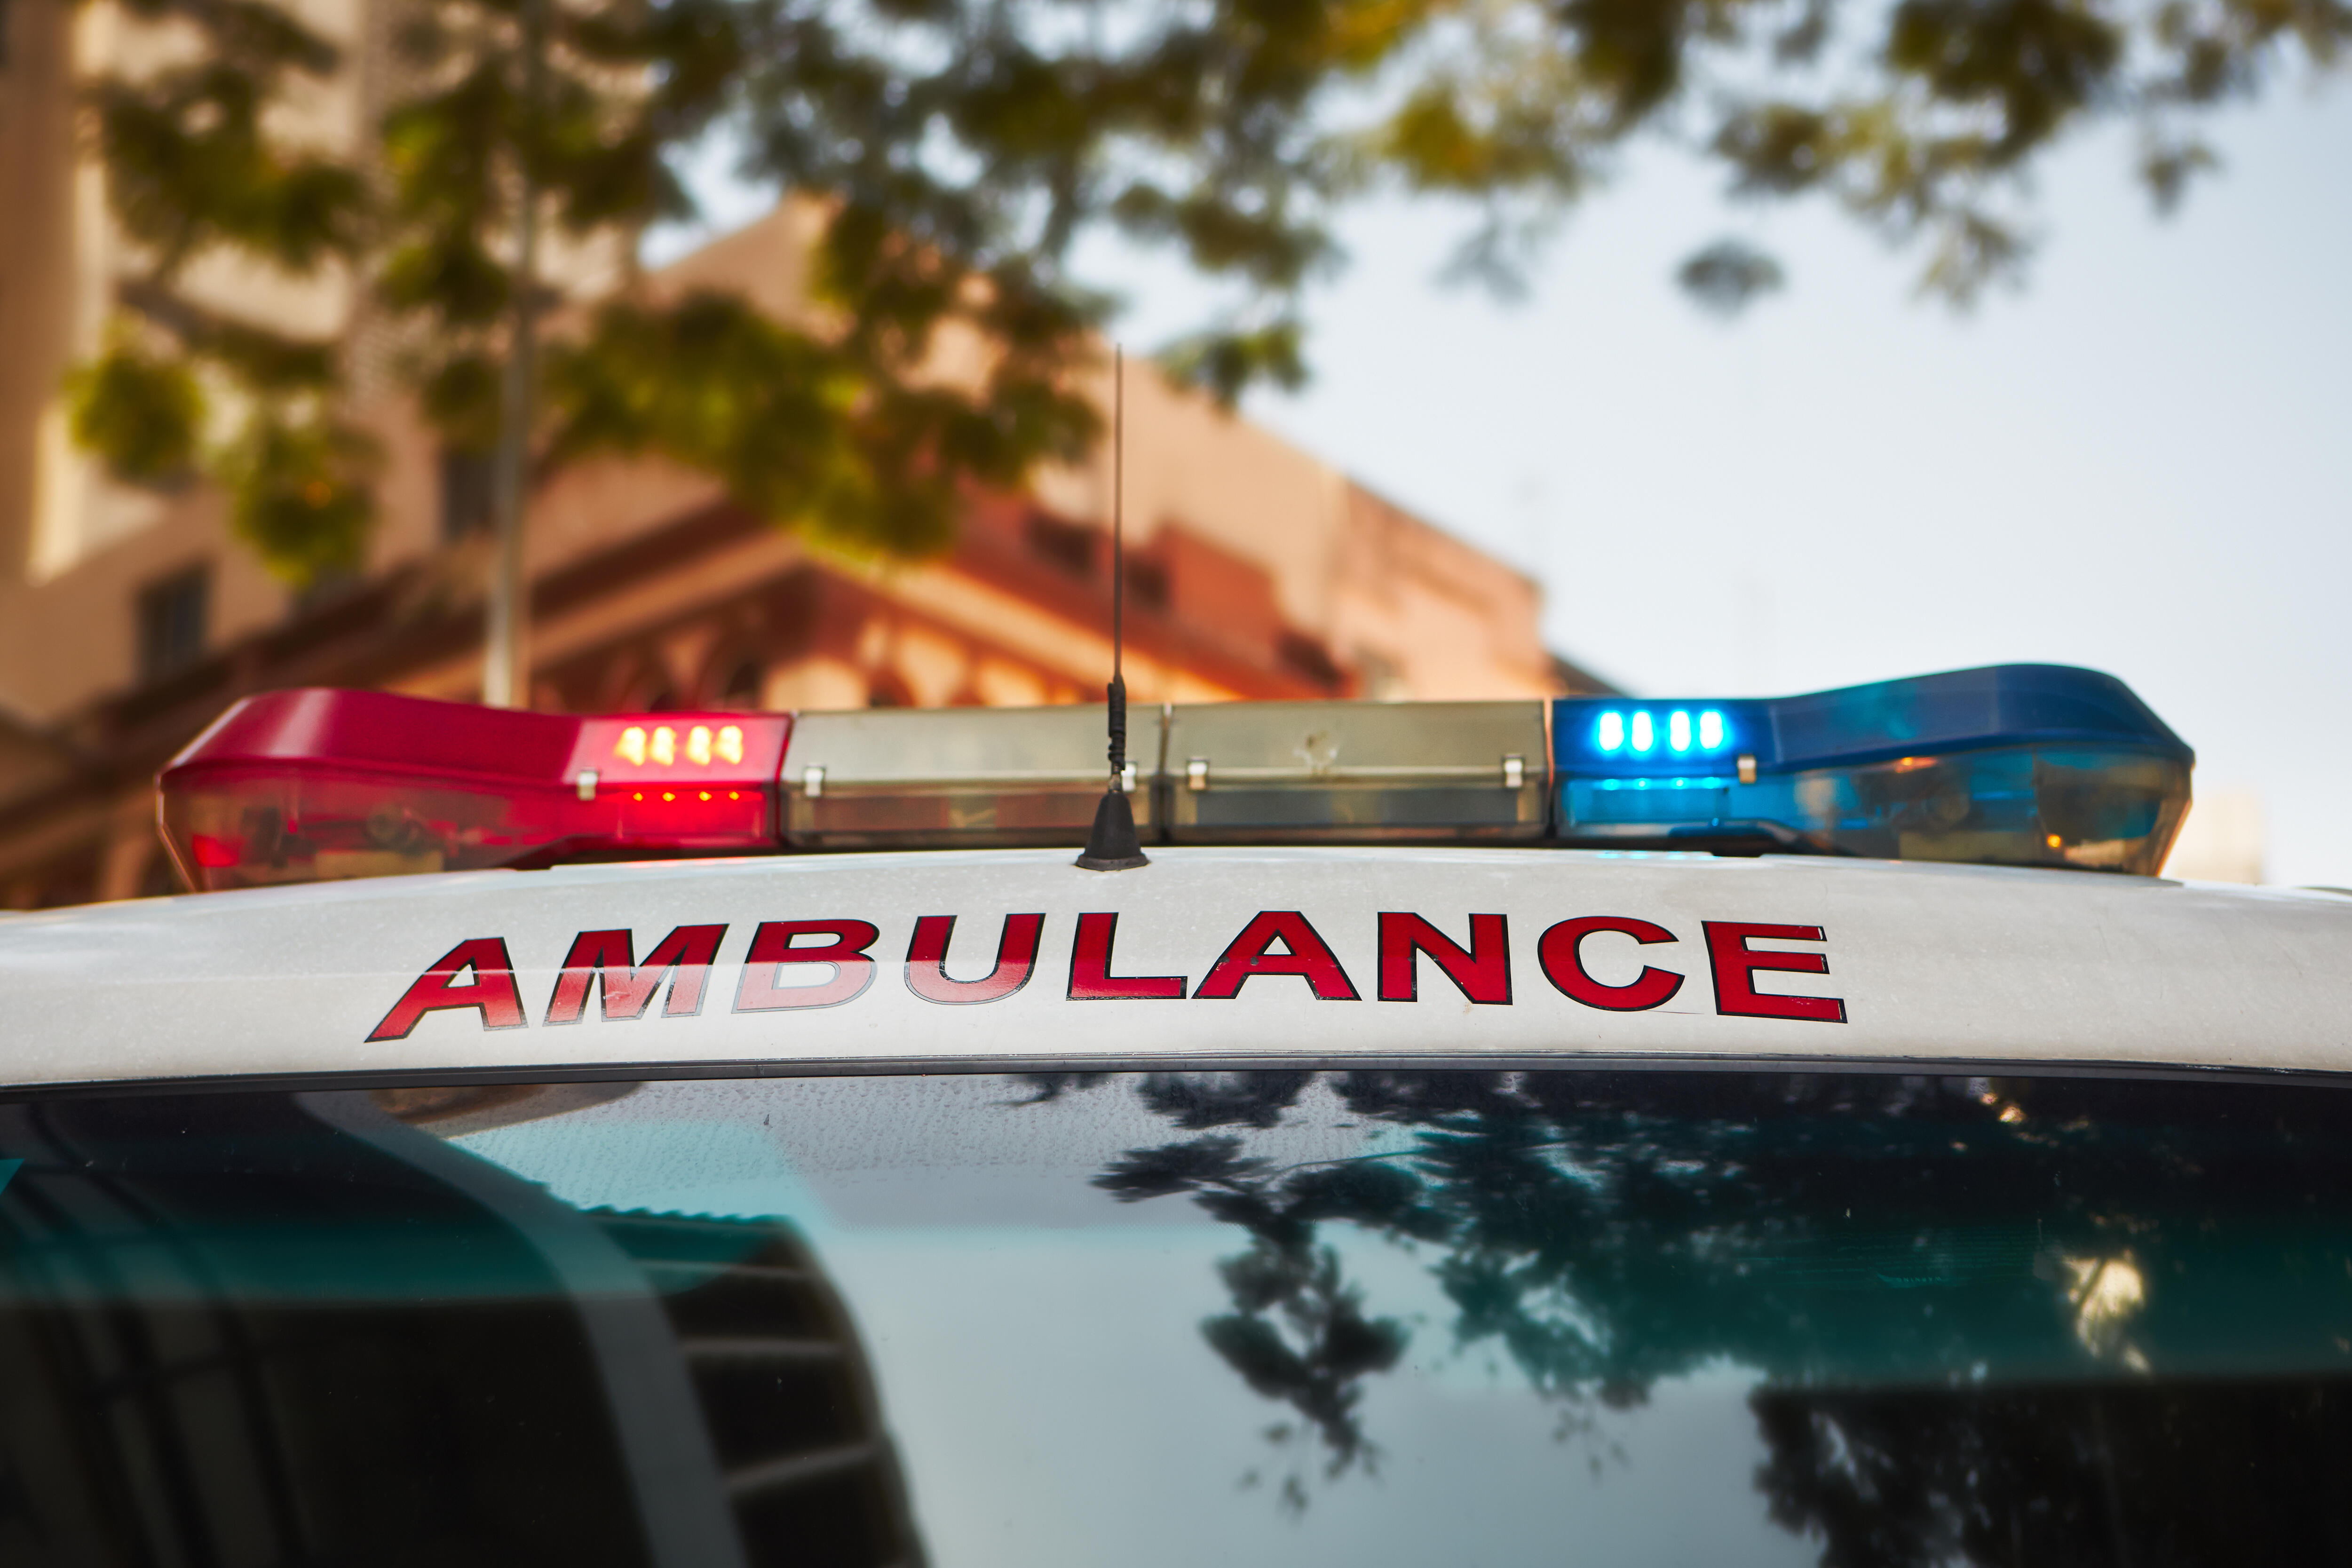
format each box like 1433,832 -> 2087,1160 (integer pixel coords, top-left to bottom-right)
0,6 -> 1602,908
2162,787 -> 2265,885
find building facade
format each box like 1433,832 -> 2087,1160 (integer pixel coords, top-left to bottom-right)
0,4 -> 1603,909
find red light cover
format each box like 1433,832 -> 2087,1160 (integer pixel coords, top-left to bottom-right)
158,689 -> 791,891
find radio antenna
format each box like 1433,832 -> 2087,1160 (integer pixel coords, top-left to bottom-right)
1077,345 -> 1150,871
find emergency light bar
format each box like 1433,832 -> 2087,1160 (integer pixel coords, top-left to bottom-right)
155,665 -> 2193,892
1554,665 -> 2193,874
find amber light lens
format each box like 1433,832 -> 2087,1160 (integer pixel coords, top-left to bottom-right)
158,689 -> 791,891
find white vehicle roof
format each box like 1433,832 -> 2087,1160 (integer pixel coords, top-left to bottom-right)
3,847 -> 2348,1089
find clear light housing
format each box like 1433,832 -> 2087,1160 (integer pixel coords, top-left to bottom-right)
781,705 -> 1151,849
158,689 -> 790,890
1163,700 -> 1548,842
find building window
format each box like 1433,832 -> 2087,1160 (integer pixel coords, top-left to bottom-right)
1277,631 -> 1344,691
1024,512 -> 1095,578
16,843 -> 102,910
292,567 -> 361,615
135,566 -> 209,684
440,449 -> 496,542
139,849 -> 185,898
715,658 -> 764,710
1126,559 -> 1170,612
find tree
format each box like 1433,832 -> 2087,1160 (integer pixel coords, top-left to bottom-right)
1033,1066 -> 2352,1555
65,0 -> 2352,585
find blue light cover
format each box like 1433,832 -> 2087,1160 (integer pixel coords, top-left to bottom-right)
1552,665 -> 2194,874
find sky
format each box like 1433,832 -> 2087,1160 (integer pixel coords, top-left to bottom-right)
660,86 -> 2351,886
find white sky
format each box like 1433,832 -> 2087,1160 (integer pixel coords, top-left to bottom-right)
661,86 -> 2351,885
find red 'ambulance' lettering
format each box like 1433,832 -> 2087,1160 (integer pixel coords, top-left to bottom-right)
367,938 -> 527,1040
906,914 -> 1045,1005
545,925 -> 727,1024
1378,913 -> 1511,1004
1537,917 -> 1684,1011
363,906 -> 1849,1039
1068,912 -> 1187,999
734,920 -> 879,1011
1703,921 -> 1845,1022
1196,911 -> 1359,1001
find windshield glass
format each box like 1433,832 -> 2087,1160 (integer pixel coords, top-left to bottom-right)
3,1067 -> 2348,1567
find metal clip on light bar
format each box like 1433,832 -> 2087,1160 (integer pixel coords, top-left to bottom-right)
1552,664 -> 2194,875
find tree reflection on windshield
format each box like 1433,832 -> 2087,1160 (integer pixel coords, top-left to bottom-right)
1021,1068 -> 2352,1559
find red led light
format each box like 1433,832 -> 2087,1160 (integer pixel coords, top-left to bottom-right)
158,689 -> 792,891
190,834 -> 241,868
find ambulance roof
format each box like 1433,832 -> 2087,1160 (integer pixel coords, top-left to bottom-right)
2,847 -> 2347,1091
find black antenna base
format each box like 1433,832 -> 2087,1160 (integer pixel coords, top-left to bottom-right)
1075,787 -> 1150,871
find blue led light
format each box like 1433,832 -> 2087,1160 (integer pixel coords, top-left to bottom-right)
1549,665 -> 2196,875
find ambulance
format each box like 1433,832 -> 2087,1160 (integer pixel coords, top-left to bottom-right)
0,663 -> 2347,1567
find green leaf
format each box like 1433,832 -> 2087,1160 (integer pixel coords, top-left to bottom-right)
1161,324 -> 1310,404
222,415 -> 378,585
1677,238 -> 1787,317
65,335 -> 205,486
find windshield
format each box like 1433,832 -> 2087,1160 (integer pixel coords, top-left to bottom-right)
3,1067 -> 2348,1567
